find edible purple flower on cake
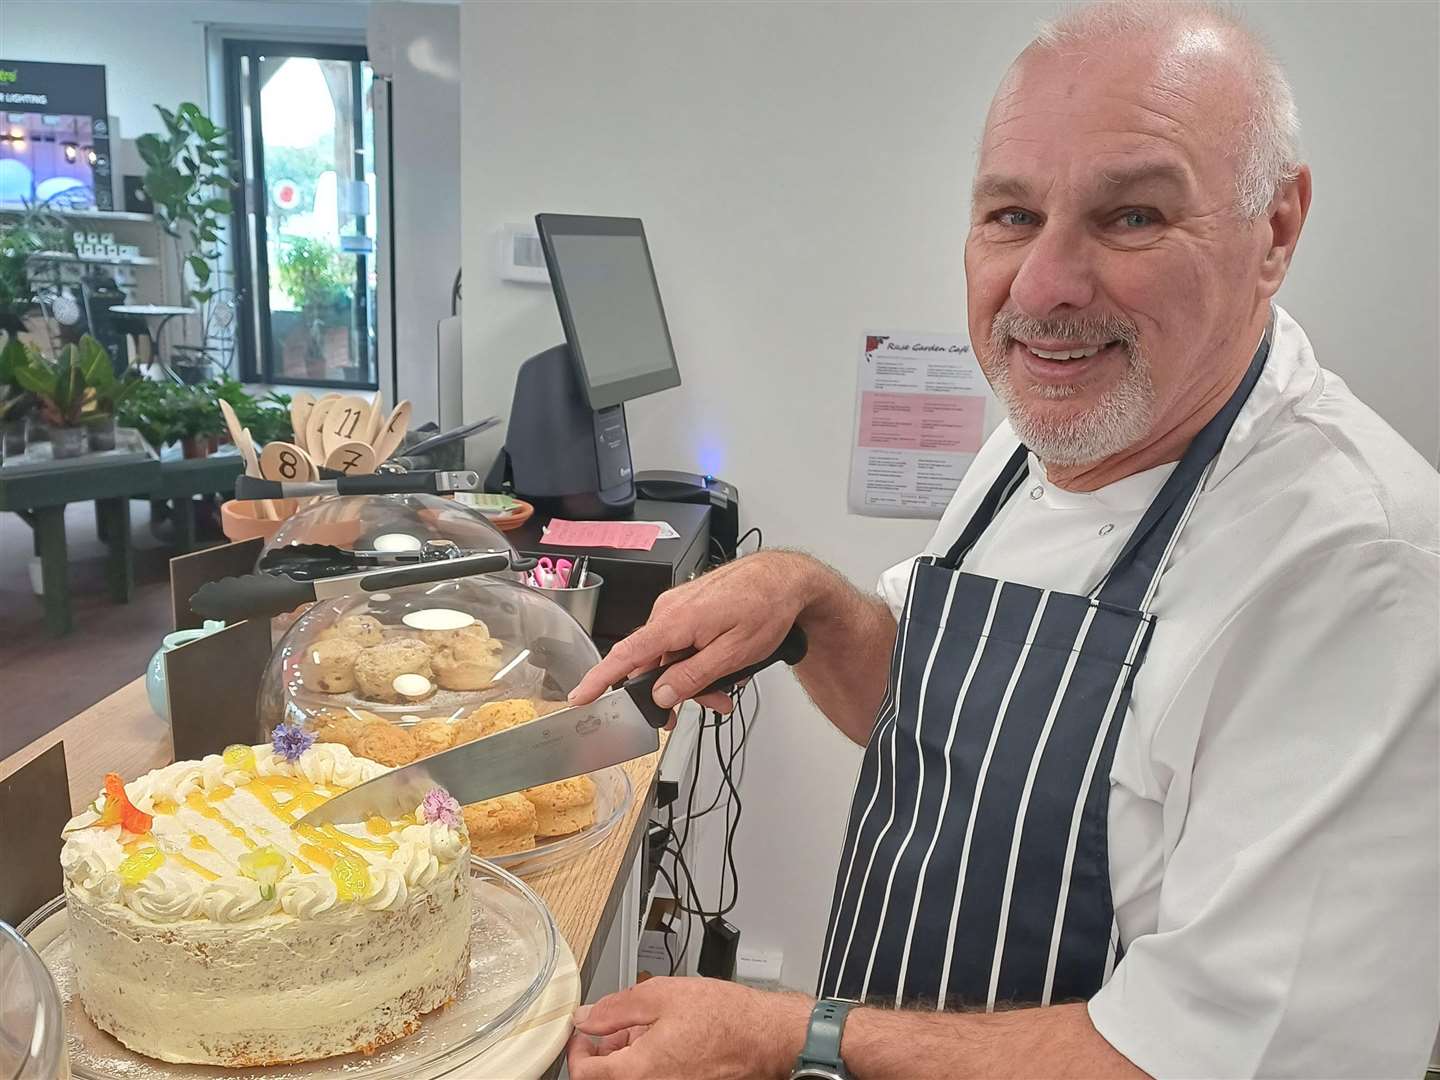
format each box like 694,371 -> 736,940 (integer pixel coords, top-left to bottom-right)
420,787 -> 463,830
271,722 -> 316,763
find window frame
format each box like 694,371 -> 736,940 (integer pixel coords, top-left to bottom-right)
223,38 -> 376,390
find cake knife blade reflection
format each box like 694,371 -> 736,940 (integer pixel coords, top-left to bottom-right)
295,686 -> 660,826
297,625 -> 809,827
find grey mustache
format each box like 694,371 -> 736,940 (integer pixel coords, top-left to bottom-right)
990,312 -> 1139,348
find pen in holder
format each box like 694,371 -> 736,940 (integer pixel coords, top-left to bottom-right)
530,571 -> 603,635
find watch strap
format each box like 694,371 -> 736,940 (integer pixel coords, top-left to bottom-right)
793,997 -> 858,1076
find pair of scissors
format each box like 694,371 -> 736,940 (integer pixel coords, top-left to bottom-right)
535,557 -> 574,588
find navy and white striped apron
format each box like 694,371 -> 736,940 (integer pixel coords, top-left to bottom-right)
819,329 -> 1271,1009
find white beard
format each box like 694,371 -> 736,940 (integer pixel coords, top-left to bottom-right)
988,350 -> 1157,467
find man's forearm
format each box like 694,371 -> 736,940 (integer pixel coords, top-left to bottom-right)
789,555 -> 897,745
837,1001 -> 1148,1080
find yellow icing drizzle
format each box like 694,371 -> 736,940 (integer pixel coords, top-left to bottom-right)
151,797 -> 178,815
298,843 -> 335,869
322,823 -> 396,855
207,783 -> 235,802
123,832 -> 156,854
365,816 -> 394,836
290,792 -> 329,816
169,852 -> 220,881
184,792 -> 259,849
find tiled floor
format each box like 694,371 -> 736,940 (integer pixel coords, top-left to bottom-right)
0,501 -> 183,758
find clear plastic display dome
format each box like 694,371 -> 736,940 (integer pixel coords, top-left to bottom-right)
258,576 -> 601,738
262,493 -> 516,567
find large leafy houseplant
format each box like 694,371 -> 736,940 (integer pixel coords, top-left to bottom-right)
136,103 -> 238,369
0,199 -> 66,334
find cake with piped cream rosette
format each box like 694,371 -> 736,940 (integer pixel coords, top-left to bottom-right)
58,736 -> 471,1067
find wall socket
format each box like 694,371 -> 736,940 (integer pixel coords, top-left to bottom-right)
735,946 -> 785,991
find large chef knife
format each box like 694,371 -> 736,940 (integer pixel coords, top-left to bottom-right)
297,625 -> 809,826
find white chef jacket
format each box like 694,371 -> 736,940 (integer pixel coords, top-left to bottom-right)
877,307 -> 1439,1079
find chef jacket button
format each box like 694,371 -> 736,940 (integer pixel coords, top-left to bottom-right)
1029,485 -> 1043,500
1099,523 -> 1115,536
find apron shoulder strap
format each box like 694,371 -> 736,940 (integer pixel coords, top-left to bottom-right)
1094,320 -> 1274,611
939,444 -> 1030,570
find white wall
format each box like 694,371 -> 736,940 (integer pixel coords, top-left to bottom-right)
459,0 -> 1438,993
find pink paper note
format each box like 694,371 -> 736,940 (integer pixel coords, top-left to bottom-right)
541,519 -> 662,551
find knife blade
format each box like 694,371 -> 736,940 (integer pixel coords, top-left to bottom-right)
296,687 -> 658,825
298,624 -> 810,826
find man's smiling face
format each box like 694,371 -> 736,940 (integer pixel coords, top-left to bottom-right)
965,27 -> 1278,468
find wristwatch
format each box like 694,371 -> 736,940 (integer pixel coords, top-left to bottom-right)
789,997 -> 859,1079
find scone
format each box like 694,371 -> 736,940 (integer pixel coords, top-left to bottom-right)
354,723 -> 422,767
461,793 -> 538,857
353,639 -> 434,703
409,717 -> 455,758
418,622 -> 496,651
309,707 -> 383,751
531,699 -> 568,718
299,636 -> 363,694
523,775 -> 597,836
454,699 -> 538,745
431,637 -> 503,692
318,614 -> 386,648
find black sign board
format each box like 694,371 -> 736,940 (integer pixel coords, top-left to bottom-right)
0,59 -> 112,209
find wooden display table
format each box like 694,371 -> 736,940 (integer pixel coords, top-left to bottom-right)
0,677 -> 664,993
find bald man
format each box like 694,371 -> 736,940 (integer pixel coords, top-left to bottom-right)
566,3 -> 1439,1077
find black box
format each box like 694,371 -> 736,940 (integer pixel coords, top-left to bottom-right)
509,499 -> 710,649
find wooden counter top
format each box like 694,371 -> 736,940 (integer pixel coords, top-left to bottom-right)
0,678 -> 662,989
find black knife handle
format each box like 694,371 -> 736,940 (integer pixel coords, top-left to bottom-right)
621,624 -> 808,728
191,573 -> 314,621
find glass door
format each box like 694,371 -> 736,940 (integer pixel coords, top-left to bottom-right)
225,41 -> 377,388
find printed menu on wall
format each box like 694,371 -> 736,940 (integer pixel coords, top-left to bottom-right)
848,330 -> 991,518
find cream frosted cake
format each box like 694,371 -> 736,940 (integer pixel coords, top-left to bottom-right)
58,730 -> 471,1067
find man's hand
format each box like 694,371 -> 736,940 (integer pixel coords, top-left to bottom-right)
567,551 -> 818,713
566,977 -> 811,1079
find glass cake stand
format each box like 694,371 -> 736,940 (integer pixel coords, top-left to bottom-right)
485,765 -> 633,877
18,862 -> 556,1080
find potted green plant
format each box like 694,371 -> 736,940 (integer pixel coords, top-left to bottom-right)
174,383 -> 224,458
0,199 -> 67,337
137,103 -> 238,378
211,376 -> 292,446
11,336 -> 107,459
117,378 -> 182,451
276,237 -> 351,379
81,338 -> 144,451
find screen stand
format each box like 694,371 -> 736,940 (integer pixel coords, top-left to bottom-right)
493,344 -> 636,519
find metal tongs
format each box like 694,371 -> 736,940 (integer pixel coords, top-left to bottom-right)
190,540 -> 536,622
233,468 -> 481,501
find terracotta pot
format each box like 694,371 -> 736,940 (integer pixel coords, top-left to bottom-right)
220,498 -> 300,543
181,435 -> 211,459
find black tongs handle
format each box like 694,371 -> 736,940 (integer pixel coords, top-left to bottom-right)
621,624 -> 809,728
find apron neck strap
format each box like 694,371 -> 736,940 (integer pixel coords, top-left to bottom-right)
1092,316 -> 1274,610
939,444 -> 1029,570
938,310 -> 1275,602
